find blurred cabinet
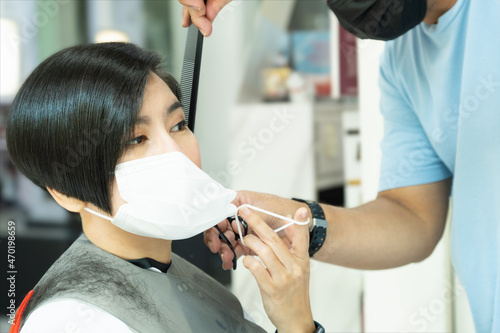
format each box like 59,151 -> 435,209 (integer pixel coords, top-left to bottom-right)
314,101 -> 343,190
314,99 -> 357,191
342,110 -> 362,208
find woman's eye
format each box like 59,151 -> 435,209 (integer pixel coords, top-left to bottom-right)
126,135 -> 147,146
171,120 -> 187,132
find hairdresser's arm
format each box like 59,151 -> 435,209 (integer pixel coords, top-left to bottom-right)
207,178 -> 451,270
179,0 -> 232,37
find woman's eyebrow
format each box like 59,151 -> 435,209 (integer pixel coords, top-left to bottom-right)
136,101 -> 183,125
167,101 -> 182,115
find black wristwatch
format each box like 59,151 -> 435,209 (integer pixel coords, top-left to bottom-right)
292,198 -> 327,257
275,320 -> 325,333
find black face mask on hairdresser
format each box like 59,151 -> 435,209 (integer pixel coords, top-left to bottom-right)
326,0 -> 427,41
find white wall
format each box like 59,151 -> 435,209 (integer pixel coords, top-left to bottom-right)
358,39 -> 384,203
167,1 -> 260,180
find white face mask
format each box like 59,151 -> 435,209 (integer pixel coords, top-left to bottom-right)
84,151 -> 309,241
85,151 -> 237,240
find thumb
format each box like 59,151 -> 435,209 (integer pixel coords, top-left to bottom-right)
206,0 -> 233,22
284,208 -> 309,259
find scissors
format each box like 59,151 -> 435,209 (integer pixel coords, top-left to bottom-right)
214,216 -> 248,270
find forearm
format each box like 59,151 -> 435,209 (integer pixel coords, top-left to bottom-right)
233,180 -> 450,270
268,185 -> 449,270
313,197 -> 444,269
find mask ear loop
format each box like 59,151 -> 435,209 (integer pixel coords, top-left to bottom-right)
83,207 -> 113,221
234,204 -> 310,247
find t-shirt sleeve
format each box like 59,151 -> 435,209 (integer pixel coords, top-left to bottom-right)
378,45 -> 452,192
20,298 -> 135,333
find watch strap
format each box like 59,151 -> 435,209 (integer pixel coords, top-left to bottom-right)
274,320 -> 325,333
313,320 -> 326,333
292,198 -> 327,257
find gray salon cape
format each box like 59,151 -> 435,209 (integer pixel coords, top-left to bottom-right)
21,234 -> 265,333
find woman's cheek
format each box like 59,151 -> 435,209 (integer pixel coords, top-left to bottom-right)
179,133 -> 202,168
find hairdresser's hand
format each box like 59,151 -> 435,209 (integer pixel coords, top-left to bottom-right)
205,191 -> 312,270
241,206 -> 316,333
179,0 -> 233,37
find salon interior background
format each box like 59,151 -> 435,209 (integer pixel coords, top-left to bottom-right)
0,1 -> 475,332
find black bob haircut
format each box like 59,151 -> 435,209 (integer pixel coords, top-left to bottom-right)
7,42 -> 181,214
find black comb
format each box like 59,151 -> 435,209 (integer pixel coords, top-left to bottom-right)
180,9 -> 206,132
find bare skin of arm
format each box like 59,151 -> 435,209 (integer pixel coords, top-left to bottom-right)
314,178 -> 451,269
206,178 -> 451,270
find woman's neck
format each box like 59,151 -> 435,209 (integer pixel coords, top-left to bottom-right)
81,211 -> 172,264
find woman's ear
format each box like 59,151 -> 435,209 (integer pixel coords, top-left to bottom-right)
46,187 -> 86,213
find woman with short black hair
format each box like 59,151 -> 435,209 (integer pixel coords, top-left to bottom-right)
7,43 -> 318,333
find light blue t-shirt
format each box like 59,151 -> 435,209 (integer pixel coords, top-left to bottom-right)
378,0 -> 500,331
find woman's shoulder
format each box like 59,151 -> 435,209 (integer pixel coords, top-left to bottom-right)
21,298 -> 135,333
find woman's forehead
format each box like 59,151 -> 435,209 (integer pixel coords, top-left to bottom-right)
140,74 -> 176,110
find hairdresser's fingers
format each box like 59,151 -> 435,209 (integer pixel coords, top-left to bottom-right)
206,0 -> 233,22
243,234 -> 286,279
238,206 -> 296,269
204,219 -> 249,270
179,0 -> 204,28
243,255 -> 273,288
220,241 -> 251,270
219,242 -> 235,270
179,0 -> 213,36
178,0 -> 206,9
204,218 -> 231,253
221,227 -> 249,270
189,7 -> 213,37
219,223 -> 239,269
284,208 -> 310,261
281,236 -> 292,249
204,227 -> 219,253
233,241 -> 248,258
182,7 -> 192,28
222,227 -> 236,243
231,218 -> 291,250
